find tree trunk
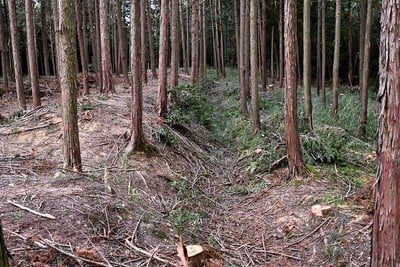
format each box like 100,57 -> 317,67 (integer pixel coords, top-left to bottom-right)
55,0 -> 82,172
250,0 -> 259,133
331,0 -> 341,119
115,0 -> 130,86
126,0 -> 144,153
94,0 -> 103,91
217,0 -> 225,77
284,0 -> 307,179
371,1 -> 400,265
270,26 -> 274,82
202,0 -> 207,75
75,0 -> 89,95
41,0 -> 51,76
359,0 -> 372,136
359,0 -> 366,88
190,0 -> 199,83
158,0 -> 169,118
99,0 -> 114,93
140,0 -> 148,84
316,0 -> 321,96
278,0 -> 283,87
303,0 -> 312,130
8,0 -> 26,110
321,0 -> 326,105
146,0 -> 157,80
0,222 -> 10,267
0,3 -> 9,93
179,0 -> 188,74
239,0 -> 248,118
260,0 -> 267,91
347,1 -> 353,87
170,0 -> 179,88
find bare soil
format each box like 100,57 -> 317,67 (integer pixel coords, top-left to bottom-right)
0,75 -> 372,266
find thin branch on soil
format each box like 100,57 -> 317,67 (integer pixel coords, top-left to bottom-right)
285,218 -> 331,248
7,200 -> 55,220
125,239 -> 179,267
1,122 -> 61,136
131,212 -> 146,242
41,238 -> 112,267
145,244 -> 161,267
3,228 -> 47,248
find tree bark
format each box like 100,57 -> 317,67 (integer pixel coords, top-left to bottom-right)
8,0 -> 26,110
278,0 -> 283,87
146,0 -> 158,80
303,0 -> 312,130
126,0 -> 144,153
359,0 -> 372,136
347,1 -> 353,87
0,222 -> 10,267
55,0 -> 82,172
158,0 -> 169,118
115,0 -> 130,86
41,0 -> 51,76
239,0 -> 248,118
359,0 -> 366,89
260,0 -> 267,91
141,0 -> 148,84
0,3 -> 9,93
284,0 -> 307,179
190,0 -> 199,83
179,0 -> 188,74
316,0 -> 321,95
170,0 -> 179,88
250,0 -> 259,133
371,1 -> 400,265
94,0 -> 103,91
99,0 -> 114,94
331,0 -> 341,119
321,0 -> 326,105
75,0 -> 89,95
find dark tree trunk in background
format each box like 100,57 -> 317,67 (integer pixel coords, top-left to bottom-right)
158,0 -> 169,118
260,0 -> 267,91
41,0 -> 51,76
278,0 -> 283,87
359,0 -> 367,89
331,0 -> 341,119
99,0 -> 114,93
347,1 -> 353,87
321,0 -> 326,105
284,0 -> 307,179
55,0 -> 82,172
116,0 -> 130,86
8,0 -> 26,110
316,0 -> 321,95
359,0 -> 372,136
126,0 -> 144,153
0,4 -> 9,93
146,0 -> 158,79
239,0 -> 248,118
250,0 -> 259,133
141,0 -> 148,84
371,0 -> 400,265
95,0 -> 103,91
75,0 -> 89,95
190,0 -> 199,83
170,0 -> 179,88
180,0 -> 188,74
303,0 -> 312,130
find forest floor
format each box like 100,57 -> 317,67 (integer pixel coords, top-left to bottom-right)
0,73 -> 373,266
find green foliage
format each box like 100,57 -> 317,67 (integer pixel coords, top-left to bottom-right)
168,208 -> 202,234
152,125 -> 178,146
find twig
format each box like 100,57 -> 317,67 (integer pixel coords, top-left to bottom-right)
3,228 -> 47,248
285,218 -> 331,248
125,239 -> 179,267
136,171 -> 149,188
7,200 -> 55,220
1,122 -> 61,136
131,212 -> 146,242
41,238 -> 110,267
263,250 -> 301,261
146,244 -> 160,267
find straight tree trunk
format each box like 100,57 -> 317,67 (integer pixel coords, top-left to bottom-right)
8,0 -> 26,110
95,0 -> 103,91
284,0 -> 307,178
99,0 -> 114,93
359,0 -> 367,88
190,0 -> 199,83
217,0 -> 225,77
0,222 -> 9,267
234,0 -> 239,78
270,26 -> 274,82
250,0 -> 259,133
331,0 -> 341,119
202,0 -> 207,74
303,0 -> 312,130
75,0 -> 89,95
371,0 -> 400,265
347,1 -> 353,87
170,0 -> 179,88
321,0 -> 326,105
158,0 -> 169,118
316,0 -> 321,95
179,0 -> 188,74
126,0 -> 144,152
116,0 -> 130,85
239,0 -> 248,118
141,0 -> 147,84
260,0 -> 267,91
278,0 -> 283,87
146,0 -> 158,79
55,0 -> 82,172
359,0 -> 372,136
41,0 -> 51,76
0,3 -> 9,93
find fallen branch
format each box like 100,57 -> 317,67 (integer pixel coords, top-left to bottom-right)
285,218 -> 331,248
7,200 -> 55,220
125,238 -> 179,267
1,122 -> 61,136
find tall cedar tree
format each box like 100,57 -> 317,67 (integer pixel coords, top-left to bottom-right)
75,0 -> 89,95
8,0 -> 26,110
303,0 -> 312,130
99,0 -> 114,93
146,0 -> 158,79
239,0 -> 248,118
41,0 -> 51,76
116,0 -> 130,85
0,2 -> 9,93
170,0 -> 179,88
56,0 -> 82,172
331,0 -> 341,119
371,0 -> 400,264
359,0 -> 372,136
158,0 -> 169,118
284,0 -> 307,178
141,0 -> 147,84
321,0 -> 326,105
250,0 -> 259,133
126,0 -> 144,152
190,0 -> 199,83
359,0 -> 367,88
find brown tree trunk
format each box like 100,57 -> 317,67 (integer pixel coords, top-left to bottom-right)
316,0 -> 321,95
116,0 -> 129,85
55,0 -> 82,172
141,0 -> 147,84
179,0 -> 188,74
8,0 -> 26,110
99,0 -> 114,93
217,0 -> 225,77
359,0 -> 372,136
146,0 -> 158,80
359,0 -> 366,88
75,0 -> 89,95
158,0 -> 169,118
239,0 -> 248,118
190,0 -> 199,83
41,0 -> 51,76
270,26 -> 274,82
126,0 -> 144,152
0,3 -> 9,93
250,0 -> 259,133
284,0 -> 307,178
260,0 -> 267,91
321,0 -> 326,105
303,0 -> 312,130
278,0 -> 283,87
347,1 -> 353,87
94,0 -> 103,91
0,222 -> 10,267
202,0 -> 207,75
170,0 -> 179,88
331,0 -> 341,119
234,0 -> 239,79
371,1 -> 400,265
